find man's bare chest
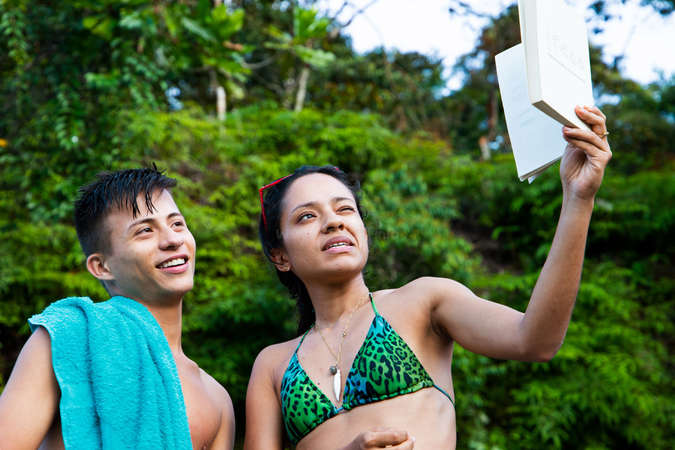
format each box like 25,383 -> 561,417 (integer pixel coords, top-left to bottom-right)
179,369 -> 222,449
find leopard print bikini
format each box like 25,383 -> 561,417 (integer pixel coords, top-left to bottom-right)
280,293 -> 455,445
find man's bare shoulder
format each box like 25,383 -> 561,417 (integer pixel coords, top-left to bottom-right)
176,355 -> 231,408
198,367 -> 232,406
23,325 -> 52,352
0,327 -> 61,449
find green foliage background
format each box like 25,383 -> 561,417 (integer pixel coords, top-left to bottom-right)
1,1 -> 673,448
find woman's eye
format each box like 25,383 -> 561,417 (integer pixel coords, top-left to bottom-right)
298,212 -> 315,222
339,206 -> 355,212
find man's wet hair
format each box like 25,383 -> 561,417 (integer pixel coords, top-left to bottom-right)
74,165 -> 177,256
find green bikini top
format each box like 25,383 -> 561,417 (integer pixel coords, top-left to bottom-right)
280,294 -> 455,445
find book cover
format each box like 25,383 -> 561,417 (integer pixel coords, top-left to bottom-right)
520,0 -> 594,130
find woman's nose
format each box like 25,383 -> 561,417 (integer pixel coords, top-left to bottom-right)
322,213 -> 345,233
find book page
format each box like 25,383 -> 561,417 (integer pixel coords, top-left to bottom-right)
496,44 -> 566,181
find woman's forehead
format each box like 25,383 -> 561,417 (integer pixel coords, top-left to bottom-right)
283,173 -> 355,208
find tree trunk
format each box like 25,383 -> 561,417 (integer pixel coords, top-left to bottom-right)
294,65 -> 310,112
479,136 -> 490,160
217,86 -> 226,121
282,69 -> 296,110
480,89 -> 499,160
214,0 -> 226,121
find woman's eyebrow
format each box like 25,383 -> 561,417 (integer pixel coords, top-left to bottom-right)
290,197 -> 354,214
290,201 -> 317,214
332,196 -> 354,204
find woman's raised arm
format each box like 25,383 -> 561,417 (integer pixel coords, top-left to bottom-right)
426,105 -> 612,361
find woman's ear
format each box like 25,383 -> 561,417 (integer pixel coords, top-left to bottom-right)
86,253 -> 115,281
269,248 -> 292,272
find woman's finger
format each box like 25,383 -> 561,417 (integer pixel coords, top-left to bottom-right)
585,105 -> 607,121
388,437 -> 415,449
575,106 -> 606,132
362,429 -> 409,448
563,137 -> 600,158
563,127 -> 610,154
577,105 -> 604,125
563,137 -> 612,164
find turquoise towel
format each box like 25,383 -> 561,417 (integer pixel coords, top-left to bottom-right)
28,296 -> 192,449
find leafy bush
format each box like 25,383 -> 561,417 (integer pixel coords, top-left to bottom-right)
1,106 -> 672,448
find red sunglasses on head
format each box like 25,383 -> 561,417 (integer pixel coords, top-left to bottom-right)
259,174 -> 292,228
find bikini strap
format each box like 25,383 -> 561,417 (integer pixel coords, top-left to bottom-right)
369,292 -> 379,316
433,384 -> 455,407
293,326 -> 313,354
297,294 -> 376,354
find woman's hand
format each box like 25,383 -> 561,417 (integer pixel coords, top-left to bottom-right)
342,428 -> 415,449
560,105 -> 612,201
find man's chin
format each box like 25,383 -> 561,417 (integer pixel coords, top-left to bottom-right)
147,283 -> 194,305
164,273 -> 194,294
167,282 -> 194,299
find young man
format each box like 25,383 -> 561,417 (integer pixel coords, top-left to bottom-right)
0,167 -> 235,449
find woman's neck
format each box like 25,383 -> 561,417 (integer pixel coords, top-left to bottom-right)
306,275 -> 370,327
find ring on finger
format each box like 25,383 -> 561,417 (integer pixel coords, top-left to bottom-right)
596,131 -> 610,138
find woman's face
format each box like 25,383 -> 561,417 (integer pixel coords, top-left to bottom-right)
275,173 -> 369,285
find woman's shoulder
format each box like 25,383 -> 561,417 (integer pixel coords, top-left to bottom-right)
376,276 -> 466,301
374,277 -> 472,317
252,335 -> 305,378
404,276 -> 468,291
372,279 -> 434,319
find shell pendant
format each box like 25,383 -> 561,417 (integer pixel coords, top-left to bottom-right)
330,366 -> 341,401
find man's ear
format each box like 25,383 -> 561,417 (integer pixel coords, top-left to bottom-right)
269,248 -> 292,272
86,253 -> 115,281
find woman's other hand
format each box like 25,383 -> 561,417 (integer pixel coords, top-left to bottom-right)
342,428 -> 415,449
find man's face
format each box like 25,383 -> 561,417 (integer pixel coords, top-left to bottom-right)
96,189 -> 196,304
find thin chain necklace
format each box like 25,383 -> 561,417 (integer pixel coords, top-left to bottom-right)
313,292 -> 371,403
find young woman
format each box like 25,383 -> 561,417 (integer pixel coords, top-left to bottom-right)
244,106 -> 612,450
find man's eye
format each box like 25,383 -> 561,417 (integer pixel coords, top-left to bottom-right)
137,227 -> 152,235
339,206 -> 355,212
173,221 -> 185,227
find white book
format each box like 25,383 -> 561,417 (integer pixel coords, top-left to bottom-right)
495,44 -> 566,182
520,0 -> 594,130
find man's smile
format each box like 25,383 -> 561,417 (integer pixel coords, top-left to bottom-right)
156,255 -> 190,273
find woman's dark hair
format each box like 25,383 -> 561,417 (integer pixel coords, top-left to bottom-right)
258,165 -> 364,334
